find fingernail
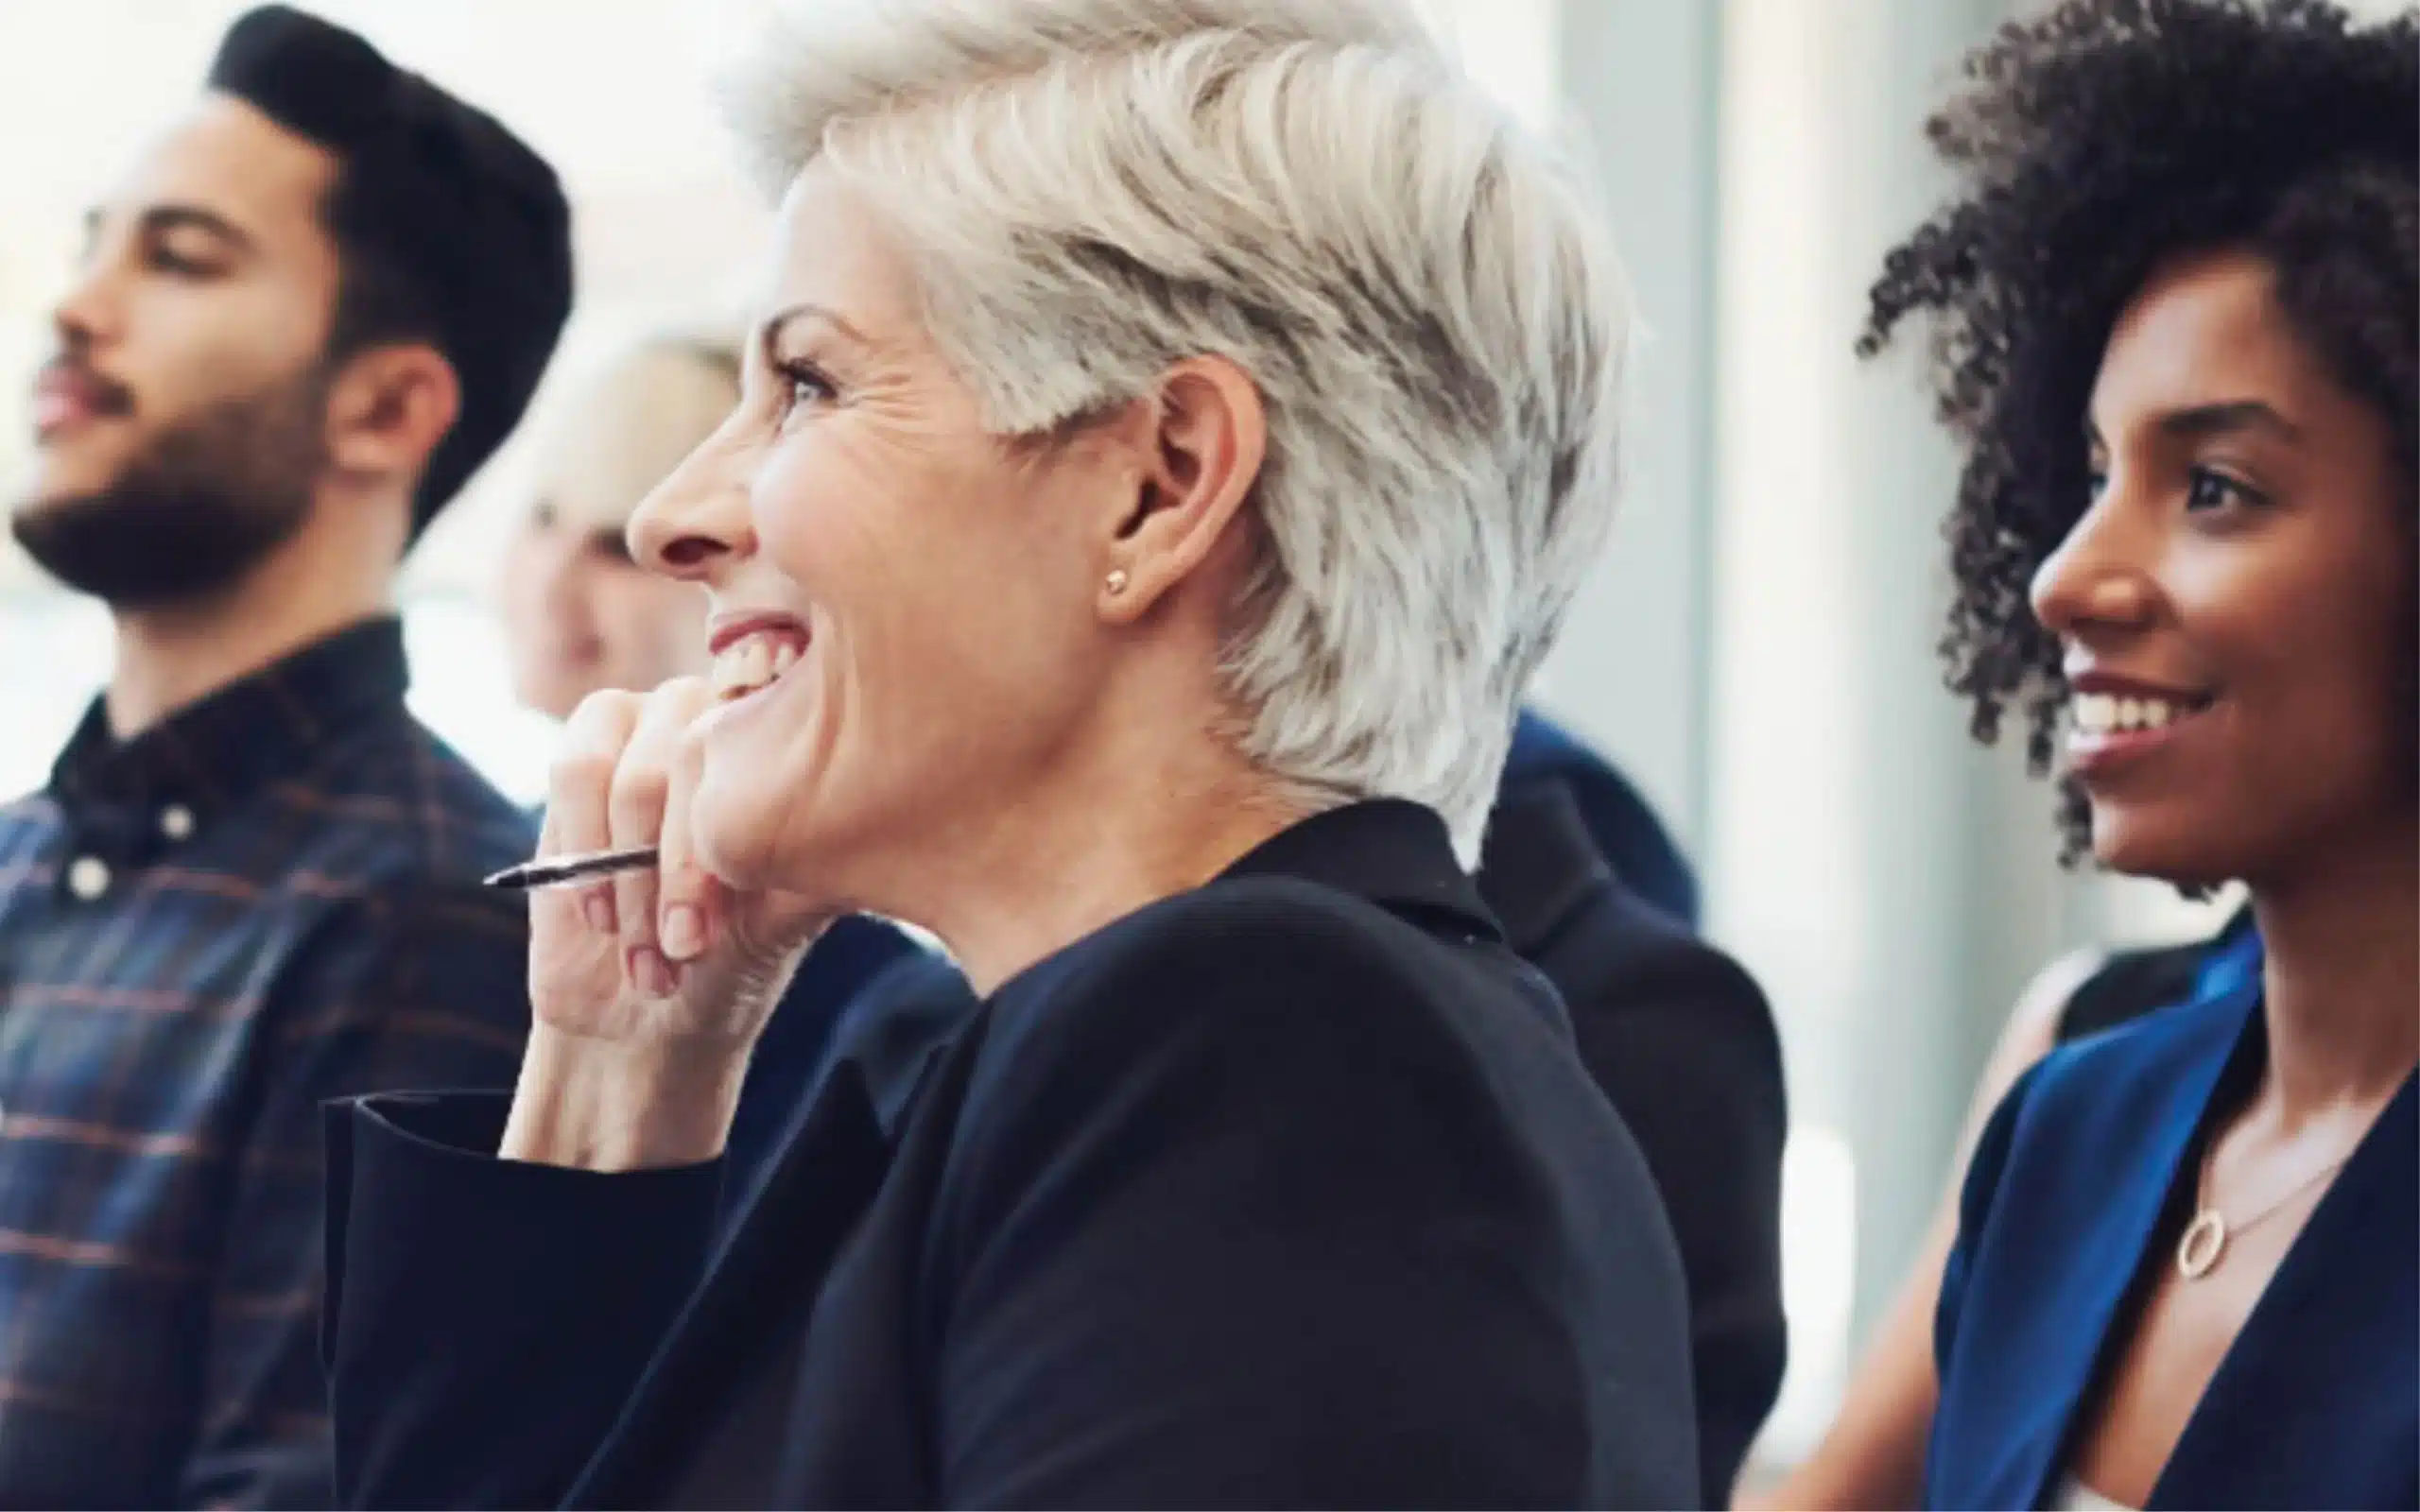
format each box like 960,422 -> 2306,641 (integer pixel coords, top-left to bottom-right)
662,905 -> 702,960
629,946 -> 675,999
583,892 -> 616,934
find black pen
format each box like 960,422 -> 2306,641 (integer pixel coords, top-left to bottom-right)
483,846 -> 660,890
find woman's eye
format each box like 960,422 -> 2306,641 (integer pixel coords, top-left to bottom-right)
2184,466 -> 2266,514
776,361 -> 837,414
587,528 -> 633,566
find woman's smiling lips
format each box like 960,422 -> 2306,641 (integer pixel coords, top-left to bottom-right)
2065,667 -> 2219,778
705,612 -> 812,705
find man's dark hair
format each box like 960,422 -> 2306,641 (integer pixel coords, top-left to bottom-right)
208,6 -> 576,537
1858,0 -> 2417,861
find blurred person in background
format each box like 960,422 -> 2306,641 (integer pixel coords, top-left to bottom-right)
500,330 -> 933,1200
1845,0 -> 2414,1504
503,336 -> 733,722
0,7 -> 570,1504
313,0 -> 1711,1503
1503,706 -> 1700,926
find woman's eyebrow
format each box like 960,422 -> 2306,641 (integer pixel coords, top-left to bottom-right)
755,302 -> 874,366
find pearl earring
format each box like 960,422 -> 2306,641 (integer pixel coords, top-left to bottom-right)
1105,569 -> 1130,594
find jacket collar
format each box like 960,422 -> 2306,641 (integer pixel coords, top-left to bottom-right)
1219,799 -> 1500,944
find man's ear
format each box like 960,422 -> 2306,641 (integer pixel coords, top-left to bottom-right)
1096,354 -> 1268,623
323,342 -> 460,488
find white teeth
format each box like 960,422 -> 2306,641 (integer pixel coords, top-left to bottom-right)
2072,692 -> 2197,735
711,632 -> 804,700
711,651 -> 747,696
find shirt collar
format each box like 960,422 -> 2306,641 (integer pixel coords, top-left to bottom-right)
47,617 -> 410,853
1219,798 -> 1501,943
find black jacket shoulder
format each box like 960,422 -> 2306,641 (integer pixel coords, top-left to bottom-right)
1480,778 -> 1787,1499
908,870 -> 1700,1508
321,802 -> 1703,1510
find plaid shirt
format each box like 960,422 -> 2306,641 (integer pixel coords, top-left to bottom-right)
0,617 -> 534,1507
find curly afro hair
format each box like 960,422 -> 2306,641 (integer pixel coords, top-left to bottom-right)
1858,0 -> 2417,864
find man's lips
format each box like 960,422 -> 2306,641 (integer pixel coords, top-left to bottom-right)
31,364 -> 132,437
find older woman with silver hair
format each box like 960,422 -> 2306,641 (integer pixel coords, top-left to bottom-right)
320,0 -> 1695,1505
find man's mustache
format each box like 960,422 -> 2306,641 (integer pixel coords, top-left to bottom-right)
35,355 -> 136,419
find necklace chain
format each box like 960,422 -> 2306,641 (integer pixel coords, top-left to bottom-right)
2176,1129 -> 2351,1281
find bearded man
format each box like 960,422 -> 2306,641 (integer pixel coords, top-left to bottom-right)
0,8 -> 571,1503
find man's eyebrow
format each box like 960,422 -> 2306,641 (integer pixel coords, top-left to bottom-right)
84,202 -> 262,260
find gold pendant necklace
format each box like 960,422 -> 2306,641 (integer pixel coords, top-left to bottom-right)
2176,1136 -> 2351,1280
2174,1206 -> 2229,1280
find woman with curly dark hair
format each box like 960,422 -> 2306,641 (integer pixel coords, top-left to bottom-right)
1747,1 -> 2417,1507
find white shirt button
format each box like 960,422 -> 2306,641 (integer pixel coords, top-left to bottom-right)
159,804 -> 195,842
66,855 -> 112,901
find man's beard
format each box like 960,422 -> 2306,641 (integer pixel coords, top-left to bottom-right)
12,367 -> 330,610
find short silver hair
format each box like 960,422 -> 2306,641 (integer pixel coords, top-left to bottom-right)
722,0 -> 1634,864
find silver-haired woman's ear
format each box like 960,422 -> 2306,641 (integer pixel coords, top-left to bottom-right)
318,1 -> 1698,1504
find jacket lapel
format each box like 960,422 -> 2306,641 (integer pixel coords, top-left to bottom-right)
567,1060 -> 896,1507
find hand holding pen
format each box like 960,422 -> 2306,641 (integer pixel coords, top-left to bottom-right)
494,676 -> 834,1170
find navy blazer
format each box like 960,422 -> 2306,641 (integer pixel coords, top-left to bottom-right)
320,800 -> 1701,1508
1929,979 -> 2418,1509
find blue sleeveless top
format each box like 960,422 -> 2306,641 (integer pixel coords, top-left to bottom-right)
1927,967 -> 2417,1509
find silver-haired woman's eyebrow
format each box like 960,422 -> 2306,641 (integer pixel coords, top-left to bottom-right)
755,302 -> 874,371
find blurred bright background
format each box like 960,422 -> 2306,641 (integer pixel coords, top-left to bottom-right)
0,0 -> 2346,1480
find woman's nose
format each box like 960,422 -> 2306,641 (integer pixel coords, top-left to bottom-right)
628,426 -> 755,585
2029,483 -> 2160,646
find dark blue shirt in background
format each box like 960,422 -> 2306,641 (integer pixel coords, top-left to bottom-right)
1503,707 -> 1696,926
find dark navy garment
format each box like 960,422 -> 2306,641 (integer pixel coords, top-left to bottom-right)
1505,709 -> 1697,927
727,916 -> 925,1199
2056,908 -> 2262,1045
